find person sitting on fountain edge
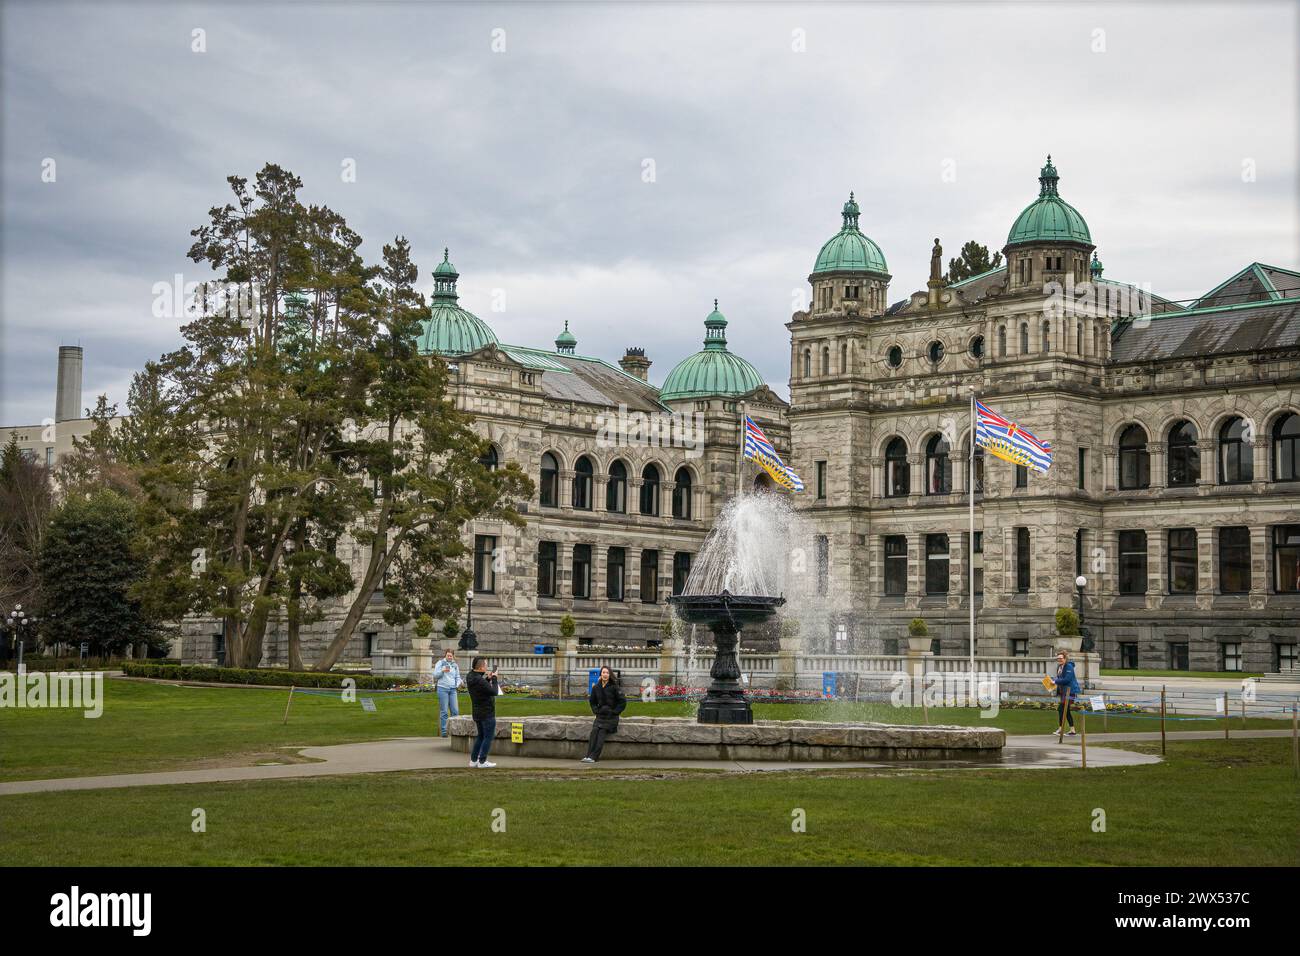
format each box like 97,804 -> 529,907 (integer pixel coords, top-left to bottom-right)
466,657 -> 500,768
582,665 -> 627,763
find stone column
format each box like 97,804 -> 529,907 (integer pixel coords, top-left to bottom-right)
906,532 -> 924,604
560,470 -> 575,510
1196,441 -> 1216,487
1148,442 -> 1167,490
1252,439 -> 1270,489
626,547 -> 643,603
1102,449 -> 1118,492
629,477 -> 644,516
949,531 -> 968,611
1197,525 -> 1218,605
1145,528 -> 1164,607
1249,525 -> 1268,606
907,453 -> 923,501
869,456 -> 884,499
662,480 -> 677,519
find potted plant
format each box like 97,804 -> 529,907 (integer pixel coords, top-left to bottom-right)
440,617 -> 460,653
1054,607 -> 1083,653
907,617 -> 931,653
559,613 -> 577,651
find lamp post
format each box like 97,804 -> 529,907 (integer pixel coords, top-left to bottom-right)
7,604 -> 35,669
1074,575 -> 1094,653
458,588 -> 478,651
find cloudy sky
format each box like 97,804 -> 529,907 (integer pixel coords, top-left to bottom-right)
2,0 -> 1296,425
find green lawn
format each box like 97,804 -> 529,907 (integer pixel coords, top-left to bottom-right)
2,738 -> 1295,866
1,678 -> 1291,783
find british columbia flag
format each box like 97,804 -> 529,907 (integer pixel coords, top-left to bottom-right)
974,400 -> 1053,474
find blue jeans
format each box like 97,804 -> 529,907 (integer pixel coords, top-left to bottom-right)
471,717 -> 497,763
437,686 -> 460,736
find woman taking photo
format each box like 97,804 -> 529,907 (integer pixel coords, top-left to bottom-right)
581,665 -> 627,763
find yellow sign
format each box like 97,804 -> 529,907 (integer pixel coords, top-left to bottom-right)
510,722 -> 524,744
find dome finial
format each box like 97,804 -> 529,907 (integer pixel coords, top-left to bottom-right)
841,191 -> 861,231
443,247 -> 449,262
1038,155 -> 1060,197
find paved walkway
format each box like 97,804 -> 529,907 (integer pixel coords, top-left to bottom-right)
0,731 -> 1197,795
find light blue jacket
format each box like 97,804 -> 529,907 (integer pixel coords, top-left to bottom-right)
433,658 -> 461,690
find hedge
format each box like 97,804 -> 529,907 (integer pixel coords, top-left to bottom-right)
121,661 -> 415,689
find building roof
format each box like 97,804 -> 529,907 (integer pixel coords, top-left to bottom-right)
1192,262 -> 1300,310
1005,155 -> 1092,248
659,302 -> 765,401
811,192 -> 889,277
1110,296 -> 1300,363
495,344 -> 670,412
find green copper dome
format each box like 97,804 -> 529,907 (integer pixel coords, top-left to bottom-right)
1006,156 -> 1092,247
555,320 -> 577,354
418,249 -> 499,357
659,300 -> 765,402
811,192 -> 889,276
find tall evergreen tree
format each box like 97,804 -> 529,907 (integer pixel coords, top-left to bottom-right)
946,240 -> 1004,283
0,434 -> 51,611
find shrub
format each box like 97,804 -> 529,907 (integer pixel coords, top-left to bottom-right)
441,618 -> 460,640
908,618 -> 928,638
559,614 -> 577,641
121,661 -> 414,689
414,614 -> 433,639
1055,607 -> 1081,636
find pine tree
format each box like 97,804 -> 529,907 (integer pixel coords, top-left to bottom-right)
946,240 -> 1004,283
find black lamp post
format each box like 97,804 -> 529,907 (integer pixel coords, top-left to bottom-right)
458,588 -> 478,651
1074,574 -> 1094,653
7,604 -> 36,668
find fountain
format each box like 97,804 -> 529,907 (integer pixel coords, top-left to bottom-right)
448,494 -> 1007,761
668,590 -> 783,724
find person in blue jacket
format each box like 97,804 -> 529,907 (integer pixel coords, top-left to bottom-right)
1053,650 -> 1081,736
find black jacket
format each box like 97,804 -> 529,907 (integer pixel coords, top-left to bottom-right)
588,678 -> 627,732
466,670 -> 499,719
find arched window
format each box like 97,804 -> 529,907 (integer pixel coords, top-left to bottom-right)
1019,322 -> 1030,353
802,349 -> 811,378
885,438 -> 910,497
1167,421 -> 1199,487
572,456 -> 594,510
1041,320 -> 1051,353
672,467 -> 692,519
821,347 -> 831,375
478,444 -> 498,471
640,463 -> 661,516
606,460 -> 628,513
1219,417 -> 1253,484
997,325 -> 1007,358
1272,413 -> 1300,482
925,434 -> 952,495
1118,425 -> 1150,490
539,452 -> 559,507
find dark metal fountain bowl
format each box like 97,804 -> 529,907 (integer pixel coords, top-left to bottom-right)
667,590 -> 785,626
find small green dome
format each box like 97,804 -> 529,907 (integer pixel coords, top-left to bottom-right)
659,300 -> 764,402
1006,155 -> 1092,247
811,192 -> 889,276
555,320 -> 577,354
1090,252 -> 1104,277
418,248 -> 498,357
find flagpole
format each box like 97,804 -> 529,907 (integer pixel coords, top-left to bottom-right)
737,400 -> 746,498
969,386 -> 977,684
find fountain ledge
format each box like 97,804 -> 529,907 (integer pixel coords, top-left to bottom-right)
447,716 -> 1005,762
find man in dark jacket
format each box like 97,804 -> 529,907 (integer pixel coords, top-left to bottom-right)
582,666 -> 627,762
466,658 -> 500,768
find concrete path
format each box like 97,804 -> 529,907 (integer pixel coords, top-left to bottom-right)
0,732 -> 1181,795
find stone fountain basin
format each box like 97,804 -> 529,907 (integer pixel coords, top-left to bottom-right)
447,715 -> 1004,762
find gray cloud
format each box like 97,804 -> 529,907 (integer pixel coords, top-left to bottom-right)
3,1 -> 1296,424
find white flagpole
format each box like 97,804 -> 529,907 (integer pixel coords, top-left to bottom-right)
737,401 -> 747,497
969,387 -> 977,683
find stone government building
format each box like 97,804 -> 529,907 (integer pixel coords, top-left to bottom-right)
6,155 -> 1298,674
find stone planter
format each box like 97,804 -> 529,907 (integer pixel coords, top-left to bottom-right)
906,636 -> 932,652
1055,635 -> 1084,654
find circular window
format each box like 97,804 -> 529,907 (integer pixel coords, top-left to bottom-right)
886,345 -> 903,368
970,335 -> 985,359
928,340 -> 945,364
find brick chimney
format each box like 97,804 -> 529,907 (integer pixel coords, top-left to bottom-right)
619,347 -> 651,382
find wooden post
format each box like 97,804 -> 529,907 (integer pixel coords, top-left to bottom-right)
1241,694 -> 1247,729
282,685 -> 296,725
1160,686 -> 1167,756
1080,710 -> 1087,769
1292,704 -> 1298,780
922,685 -> 929,725
1224,691 -> 1230,740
